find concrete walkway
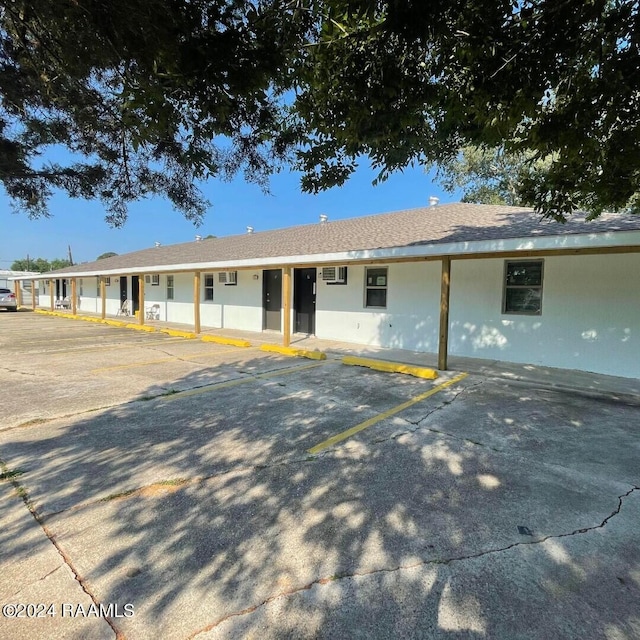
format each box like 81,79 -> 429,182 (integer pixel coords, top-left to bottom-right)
40,307 -> 640,398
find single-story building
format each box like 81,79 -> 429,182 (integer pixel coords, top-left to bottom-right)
1,270 -> 40,307
12,203 -> 640,379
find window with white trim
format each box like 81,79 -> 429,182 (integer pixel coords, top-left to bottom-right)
204,273 -> 214,301
166,275 -> 174,300
503,260 -> 544,314
365,267 -> 388,308
104,277 -> 111,286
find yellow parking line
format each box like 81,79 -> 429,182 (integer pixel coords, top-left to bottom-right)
307,372 -> 469,454
91,348 -> 261,373
163,361 -> 326,401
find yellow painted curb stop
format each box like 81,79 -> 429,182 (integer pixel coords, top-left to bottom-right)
125,324 -> 157,332
102,319 -> 127,327
260,344 -> 327,360
342,356 -> 438,380
33,310 -> 256,345
160,328 -> 197,339
201,335 -> 251,348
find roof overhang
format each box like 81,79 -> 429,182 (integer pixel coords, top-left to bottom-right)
10,229 -> 640,280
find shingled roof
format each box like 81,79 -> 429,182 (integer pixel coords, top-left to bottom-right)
42,203 -> 640,277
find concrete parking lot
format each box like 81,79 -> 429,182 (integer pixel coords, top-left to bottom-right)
1,311 -> 639,639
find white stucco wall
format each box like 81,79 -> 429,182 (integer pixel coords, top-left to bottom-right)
77,277 -> 99,313
315,262 -> 441,352
30,253 -> 639,378
449,254 -> 640,378
165,273 -> 195,325
214,270 -> 264,331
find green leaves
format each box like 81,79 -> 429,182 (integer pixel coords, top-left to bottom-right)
293,0 -> 640,220
0,0 -> 307,226
1,1 -> 638,224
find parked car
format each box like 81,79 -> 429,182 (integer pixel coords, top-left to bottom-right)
0,288 -> 18,311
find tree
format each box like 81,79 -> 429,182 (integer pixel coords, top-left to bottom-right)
10,257 -> 50,272
49,259 -> 72,271
97,252 -> 118,260
2,2 -> 639,224
293,0 -> 640,221
9,257 -> 71,271
0,1 -> 310,226
437,146 -> 551,207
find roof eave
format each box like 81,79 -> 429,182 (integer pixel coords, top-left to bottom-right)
10,229 -> 640,280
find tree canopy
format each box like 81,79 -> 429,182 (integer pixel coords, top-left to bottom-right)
1,1 -> 639,224
10,257 -> 72,272
97,252 -> 118,260
436,146 -> 550,207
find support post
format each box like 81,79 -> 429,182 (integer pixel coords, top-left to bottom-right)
438,257 -> 451,371
14,281 -> 21,308
71,278 -> 77,315
193,271 -> 201,334
32,281 -> 37,310
49,279 -> 54,311
283,267 -> 291,347
100,277 -> 106,319
138,275 -> 145,325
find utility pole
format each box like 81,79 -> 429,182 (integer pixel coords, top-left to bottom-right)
26,254 -> 30,270
67,245 -> 74,266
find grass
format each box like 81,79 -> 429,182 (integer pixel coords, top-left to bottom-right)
0,468 -> 24,481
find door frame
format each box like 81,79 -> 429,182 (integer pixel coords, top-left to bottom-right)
262,269 -> 282,331
294,267 -> 317,335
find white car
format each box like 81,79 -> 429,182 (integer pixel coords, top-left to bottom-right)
0,288 -> 18,311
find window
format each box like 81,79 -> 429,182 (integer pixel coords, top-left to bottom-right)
145,274 -> 160,285
166,275 -> 174,300
103,276 -> 111,286
365,267 -> 388,308
503,260 -> 544,314
204,273 -> 214,301
79,279 -> 83,296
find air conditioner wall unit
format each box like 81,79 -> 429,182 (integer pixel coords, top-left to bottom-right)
321,266 -> 347,284
218,270 -> 238,285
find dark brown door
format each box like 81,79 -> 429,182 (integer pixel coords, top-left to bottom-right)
263,269 -> 282,331
294,268 -> 316,334
120,277 -> 128,306
131,275 -> 139,313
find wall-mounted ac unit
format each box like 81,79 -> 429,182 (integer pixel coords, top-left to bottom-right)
321,266 -> 347,284
218,271 -> 238,285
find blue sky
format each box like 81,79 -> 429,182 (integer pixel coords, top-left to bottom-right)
1,162 -> 460,266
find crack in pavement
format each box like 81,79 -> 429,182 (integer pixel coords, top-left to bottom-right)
8,564 -> 64,599
366,379 -> 485,447
187,486 -> 640,638
0,366 -> 39,377
0,363 -> 285,433
0,457 -> 123,639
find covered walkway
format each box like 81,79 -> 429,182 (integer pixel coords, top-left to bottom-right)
31,307 -> 640,399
